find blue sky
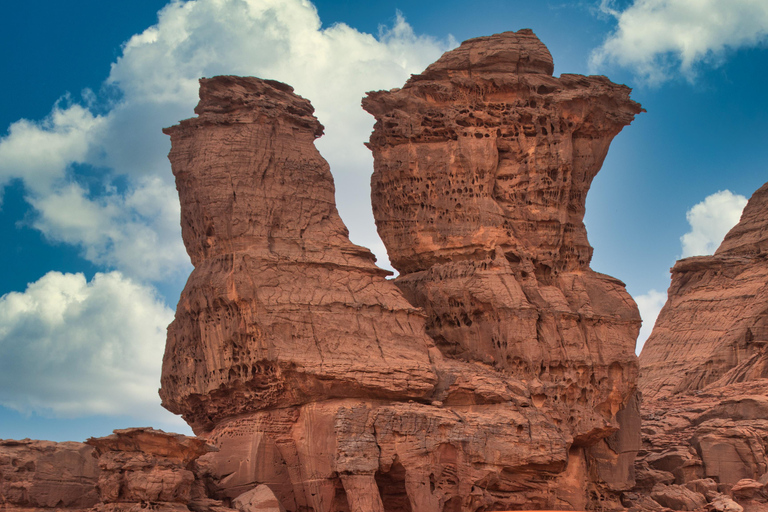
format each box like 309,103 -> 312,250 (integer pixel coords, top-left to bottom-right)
1,0 -> 766,441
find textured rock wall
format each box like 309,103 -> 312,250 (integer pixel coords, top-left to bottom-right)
0,439 -> 99,511
364,27 -> 643,498
160,76 -> 438,434
159,30 -> 643,512
0,429 -> 232,512
630,181 -> 768,511
640,182 -> 768,399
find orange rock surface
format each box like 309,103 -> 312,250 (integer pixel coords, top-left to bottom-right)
629,181 -> 768,511
0,438 -> 99,511
160,76 -> 438,434
364,27 -> 643,501
640,182 -> 768,400
157,30 -> 644,512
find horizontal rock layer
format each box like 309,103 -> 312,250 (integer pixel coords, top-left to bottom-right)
160,76 -> 438,433
364,28 -> 643,506
640,182 -> 768,399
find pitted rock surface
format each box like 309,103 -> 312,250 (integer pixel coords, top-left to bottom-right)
364,26 -> 642,493
160,76 -> 438,434
156,30 -> 645,512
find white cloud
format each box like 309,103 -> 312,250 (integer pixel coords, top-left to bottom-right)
28,178 -> 189,282
0,101 -> 105,196
0,271 -> 185,430
0,0 -> 453,284
633,288 -> 667,354
0,0 -> 453,421
680,189 -> 748,257
591,0 -> 768,82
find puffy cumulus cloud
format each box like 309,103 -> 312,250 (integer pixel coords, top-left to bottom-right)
680,190 -> 748,257
0,271 -> 184,428
0,0 -> 452,281
633,288 -> 667,354
0,101 -> 105,197
591,0 -> 768,82
28,178 -> 188,282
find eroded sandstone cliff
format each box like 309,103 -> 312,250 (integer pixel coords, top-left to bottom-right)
0,429 -> 233,512
630,182 -> 768,512
156,30 -> 643,512
364,27 -> 643,500
160,76 -> 438,434
640,182 -> 768,400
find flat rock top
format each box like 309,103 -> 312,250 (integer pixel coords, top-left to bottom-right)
86,427 -> 212,462
165,75 -> 323,137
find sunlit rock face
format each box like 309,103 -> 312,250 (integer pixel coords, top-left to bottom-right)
160,76 -> 438,434
630,182 -> 768,511
160,30 -> 643,512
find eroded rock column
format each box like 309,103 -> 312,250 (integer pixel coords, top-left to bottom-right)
364,28 -> 643,502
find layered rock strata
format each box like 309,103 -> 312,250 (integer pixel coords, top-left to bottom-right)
640,182 -> 768,400
86,428 -> 214,512
364,28 -> 643,501
159,30 -> 643,512
631,181 -> 768,511
160,76 -> 438,434
0,429 -> 231,512
0,439 -> 99,511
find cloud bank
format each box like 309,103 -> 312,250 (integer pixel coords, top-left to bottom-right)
680,190 -> 748,257
592,0 -> 768,82
0,271 -> 178,425
0,0 -> 452,423
633,288 -> 667,354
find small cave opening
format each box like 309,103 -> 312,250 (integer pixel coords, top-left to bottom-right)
375,459 -> 413,512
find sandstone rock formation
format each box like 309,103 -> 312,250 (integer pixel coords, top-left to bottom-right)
631,181 -> 768,511
86,428 -> 214,512
0,438 -> 99,511
0,429 -> 228,512
158,30 -> 643,512
640,182 -> 768,400
160,76 -> 438,434
364,27 -> 643,501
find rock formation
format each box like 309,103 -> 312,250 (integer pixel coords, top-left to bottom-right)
158,30 -> 643,512
160,76 -> 438,434
0,429 -> 230,512
0,438 -> 99,511
630,182 -> 768,511
363,27 -> 643,501
640,182 -> 768,400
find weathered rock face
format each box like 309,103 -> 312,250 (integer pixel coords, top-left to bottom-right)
0,438 -> 99,511
160,76 -> 438,434
631,181 -> 768,511
625,383 -> 768,511
364,26 -> 642,492
159,30 -> 643,512
0,429 -> 231,512
640,182 -> 768,400
86,428 -> 213,511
